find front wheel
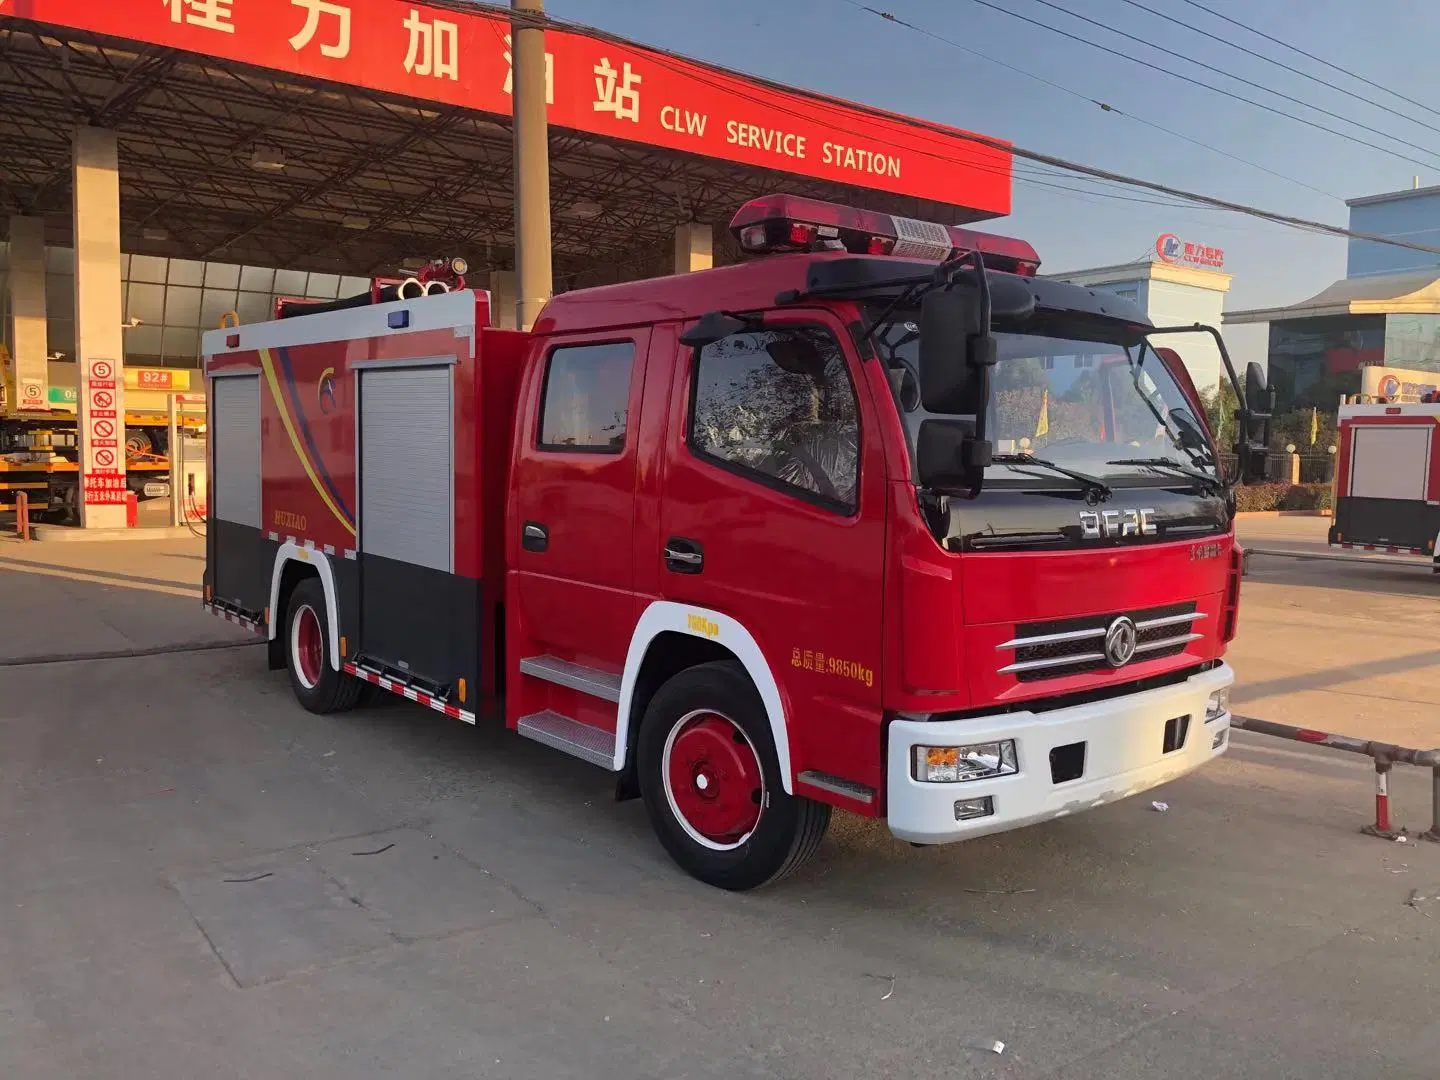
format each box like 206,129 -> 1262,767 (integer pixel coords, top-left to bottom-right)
284,578 -> 362,714
637,661 -> 830,890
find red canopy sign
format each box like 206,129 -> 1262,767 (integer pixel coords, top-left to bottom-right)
8,0 -> 1011,213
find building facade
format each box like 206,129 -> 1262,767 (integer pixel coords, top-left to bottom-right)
0,241 -> 373,370
1229,183 -> 1440,408
1048,256 -> 1233,394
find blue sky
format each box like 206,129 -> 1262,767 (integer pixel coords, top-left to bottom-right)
546,0 -> 1440,366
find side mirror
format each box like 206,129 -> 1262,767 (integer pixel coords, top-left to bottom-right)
918,284 -> 988,414
1244,361 -> 1268,415
680,311 -> 755,348
1238,359 -> 1272,450
915,417 -> 993,494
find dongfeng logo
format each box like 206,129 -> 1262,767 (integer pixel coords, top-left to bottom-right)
1104,615 -> 1139,668
1079,508 -> 1158,539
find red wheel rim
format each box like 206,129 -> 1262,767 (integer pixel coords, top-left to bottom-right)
662,710 -> 764,850
293,604 -> 323,689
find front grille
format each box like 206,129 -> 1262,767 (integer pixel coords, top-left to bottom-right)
997,602 -> 1201,683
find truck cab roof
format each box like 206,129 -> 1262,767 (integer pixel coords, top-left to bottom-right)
532,251 -> 1153,339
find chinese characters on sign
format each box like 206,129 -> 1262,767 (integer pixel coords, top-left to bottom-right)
34,0 -> 1013,210
1154,233 -> 1225,270
82,358 -> 127,508
289,0 -> 350,58
402,8 -> 458,80
593,57 -> 641,123
163,0 -> 236,33
82,474 -> 130,507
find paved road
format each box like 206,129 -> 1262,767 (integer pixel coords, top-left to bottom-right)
2,535 -> 1439,1079
1234,515 -> 1440,749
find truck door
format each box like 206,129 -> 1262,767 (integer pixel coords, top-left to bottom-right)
658,311 -> 888,794
507,329 -> 652,741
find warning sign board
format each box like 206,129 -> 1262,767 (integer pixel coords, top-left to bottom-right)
82,473 -> 128,506
81,357 -> 126,509
17,378 -> 46,412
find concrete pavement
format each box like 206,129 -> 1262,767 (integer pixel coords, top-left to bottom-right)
2,535 -> 1439,1079
0,533 -> 254,662
1234,515 -> 1440,749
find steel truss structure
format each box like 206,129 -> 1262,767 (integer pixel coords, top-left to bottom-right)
1,21 -> 981,288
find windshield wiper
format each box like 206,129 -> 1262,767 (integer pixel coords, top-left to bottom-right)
1107,457 -> 1223,495
991,452 -> 1112,501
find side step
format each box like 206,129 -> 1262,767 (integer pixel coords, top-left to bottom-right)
517,710 -> 617,770
798,770 -> 876,805
518,655 -> 621,702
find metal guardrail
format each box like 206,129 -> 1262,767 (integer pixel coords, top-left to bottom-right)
1231,714 -> 1440,841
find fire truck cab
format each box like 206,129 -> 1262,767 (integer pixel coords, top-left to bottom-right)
204,195 -> 1253,890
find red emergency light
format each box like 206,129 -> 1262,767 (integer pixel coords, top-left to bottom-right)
728,194 -> 1041,275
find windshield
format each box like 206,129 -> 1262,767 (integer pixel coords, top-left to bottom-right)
870,311 -> 1220,487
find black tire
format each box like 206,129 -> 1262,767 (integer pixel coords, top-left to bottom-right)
284,577 -> 362,714
637,660 -> 830,890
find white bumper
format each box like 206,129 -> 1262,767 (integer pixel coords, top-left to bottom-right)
886,663 -> 1233,844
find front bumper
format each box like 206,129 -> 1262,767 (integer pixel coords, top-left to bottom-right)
886,663 -> 1233,844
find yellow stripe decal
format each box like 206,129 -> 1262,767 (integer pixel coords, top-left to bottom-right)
258,348 -> 356,538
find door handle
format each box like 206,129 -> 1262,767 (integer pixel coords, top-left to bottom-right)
522,522 -> 548,553
664,538 -> 704,574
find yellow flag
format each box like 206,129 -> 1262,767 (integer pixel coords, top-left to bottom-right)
1310,407 -> 1318,445
1036,389 -> 1050,439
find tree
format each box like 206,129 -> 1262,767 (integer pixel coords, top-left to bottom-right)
1200,381 -> 1240,451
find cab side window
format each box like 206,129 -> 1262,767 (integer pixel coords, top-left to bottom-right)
538,341 -> 634,452
688,326 -> 859,512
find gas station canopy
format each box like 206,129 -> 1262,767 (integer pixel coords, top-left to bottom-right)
1,0 -> 1012,286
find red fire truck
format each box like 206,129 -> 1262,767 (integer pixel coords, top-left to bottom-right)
1330,400 -> 1440,564
203,195 -> 1258,890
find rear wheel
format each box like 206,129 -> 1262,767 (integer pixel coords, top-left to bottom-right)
284,578 -> 362,714
637,661 -> 829,890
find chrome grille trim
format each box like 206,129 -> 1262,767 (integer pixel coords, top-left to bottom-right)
998,610 -> 1203,651
1136,611 -> 1206,631
997,606 -> 1204,681
996,626 -> 1105,650
1133,632 -> 1203,653
1000,651 -> 1106,674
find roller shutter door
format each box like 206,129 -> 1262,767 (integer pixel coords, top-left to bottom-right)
1351,426 -> 1429,501
359,366 -> 453,572
211,374 -> 261,528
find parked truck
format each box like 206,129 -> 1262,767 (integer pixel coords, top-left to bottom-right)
1330,399 -> 1440,566
203,194 -> 1263,889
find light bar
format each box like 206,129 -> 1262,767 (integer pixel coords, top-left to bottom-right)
728,194 -> 1040,274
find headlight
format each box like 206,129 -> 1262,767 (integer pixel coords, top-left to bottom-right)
1206,688 -> 1230,722
914,741 -> 1018,783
